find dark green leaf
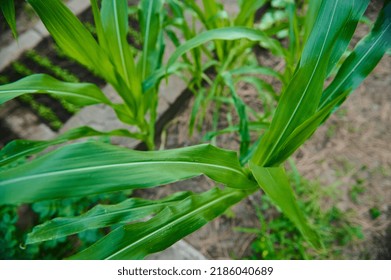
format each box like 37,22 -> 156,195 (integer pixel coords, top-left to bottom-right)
0,0 -> 17,38
68,188 -> 250,259
320,0 -> 391,110
251,0 -> 366,167
26,192 -> 192,244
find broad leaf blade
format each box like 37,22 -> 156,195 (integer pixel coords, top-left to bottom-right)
325,1 -> 369,75
139,0 -> 165,79
251,0 -> 365,167
26,192 -> 192,244
0,74 -> 111,106
0,126 -> 143,167
101,0 -> 137,90
0,142 -> 257,204
167,27 -> 285,69
68,188 -> 249,259
249,163 -> 322,249
27,0 -> 117,85
269,93 -> 348,165
320,0 -> 391,110
0,0 -> 17,38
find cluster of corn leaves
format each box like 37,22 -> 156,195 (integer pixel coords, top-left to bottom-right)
0,0 -> 390,259
1,0 -> 168,150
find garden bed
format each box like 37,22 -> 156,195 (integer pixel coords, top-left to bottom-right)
1,0 -> 390,260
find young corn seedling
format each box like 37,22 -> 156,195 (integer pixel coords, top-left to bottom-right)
1,0 -> 169,150
0,0 -> 390,259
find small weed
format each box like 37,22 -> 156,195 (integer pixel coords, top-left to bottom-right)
12,58 -> 79,115
369,207 -> 381,220
349,180 -> 366,203
25,50 -> 79,83
239,160 -> 364,260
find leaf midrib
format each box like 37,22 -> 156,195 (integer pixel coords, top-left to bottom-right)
260,0 -> 339,166
113,0 -> 129,86
319,21 -> 391,109
141,0 -> 154,79
0,89 -> 107,103
1,161 -> 245,185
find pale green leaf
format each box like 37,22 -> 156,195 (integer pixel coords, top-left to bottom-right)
0,74 -> 111,106
167,27 -> 285,69
0,126 -> 144,167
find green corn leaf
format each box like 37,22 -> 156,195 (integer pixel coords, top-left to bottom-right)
27,0 -> 117,86
189,88 -> 206,136
0,126 -> 144,167
90,0 -> 109,52
26,192 -> 192,244
0,142 -> 257,205
229,65 -> 284,82
167,27 -> 285,69
68,188 -> 250,259
249,163 -> 322,249
268,92 -> 349,166
100,0 -> 137,92
320,0 -> 391,110
251,0 -> 364,167
235,0 -> 266,27
0,0 -> 17,38
303,0 -> 322,44
139,0 -> 165,80
325,1 -> 369,76
0,74 -> 111,106
221,72 -> 250,158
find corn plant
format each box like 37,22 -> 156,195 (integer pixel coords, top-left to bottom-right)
1,0 -> 170,150
0,0 -> 390,259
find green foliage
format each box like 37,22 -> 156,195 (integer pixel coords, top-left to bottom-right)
0,0 -> 17,38
239,166 -> 364,260
0,190 -> 132,260
0,0 -> 389,259
25,50 -> 80,83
